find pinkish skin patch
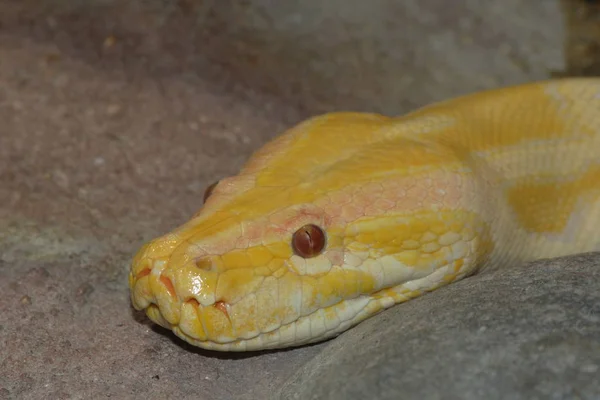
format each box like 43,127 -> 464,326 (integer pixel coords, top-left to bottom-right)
325,249 -> 345,266
315,172 -> 467,226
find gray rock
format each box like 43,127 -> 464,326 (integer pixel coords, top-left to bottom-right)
278,253 -> 600,400
197,0 -> 566,115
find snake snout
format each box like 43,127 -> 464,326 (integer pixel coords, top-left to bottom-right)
129,244 -> 233,338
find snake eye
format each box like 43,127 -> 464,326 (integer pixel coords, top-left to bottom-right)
292,224 -> 326,258
203,181 -> 219,203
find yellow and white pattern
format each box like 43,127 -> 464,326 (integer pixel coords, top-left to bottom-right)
129,78 -> 600,351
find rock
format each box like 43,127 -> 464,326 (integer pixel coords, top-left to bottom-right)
278,253 -> 600,400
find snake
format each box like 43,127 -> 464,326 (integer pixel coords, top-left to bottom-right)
129,78 -> 600,351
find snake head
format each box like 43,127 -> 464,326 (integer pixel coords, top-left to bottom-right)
129,113 -> 493,351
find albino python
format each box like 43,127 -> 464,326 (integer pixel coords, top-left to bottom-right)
129,78 -> 600,351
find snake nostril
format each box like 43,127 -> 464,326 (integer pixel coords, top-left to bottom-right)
159,274 -> 176,297
195,258 -> 213,271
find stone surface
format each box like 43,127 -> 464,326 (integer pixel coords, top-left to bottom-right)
197,0 -> 567,115
279,253 -> 600,400
0,1 -> 599,399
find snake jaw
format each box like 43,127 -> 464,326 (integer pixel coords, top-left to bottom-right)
130,253 -> 477,351
129,240 -> 366,350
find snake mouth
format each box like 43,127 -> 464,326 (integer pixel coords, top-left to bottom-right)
128,257 -> 386,351
132,280 -> 375,351
129,258 -> 443,351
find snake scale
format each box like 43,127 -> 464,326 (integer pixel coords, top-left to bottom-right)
129,78 -> 600,351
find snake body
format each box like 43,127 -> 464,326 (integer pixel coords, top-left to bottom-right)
129,78 -> 600,351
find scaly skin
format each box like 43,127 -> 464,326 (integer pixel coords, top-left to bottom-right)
129,78 -> 600,351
